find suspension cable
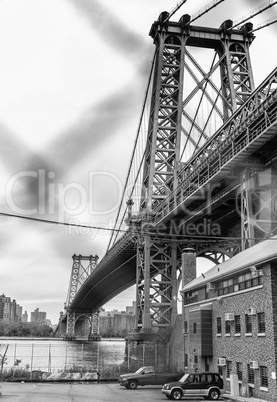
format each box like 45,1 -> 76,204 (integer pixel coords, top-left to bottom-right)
229,0 -> 277,30
250,16 -> 277,32
165,0 -> 188,22
189,0 -> 225,25
106,50 -> 157,252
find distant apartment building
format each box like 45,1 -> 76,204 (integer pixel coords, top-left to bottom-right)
99,304 -> 135,337
0,294 -> 22,323
126,301 -> 136,315
22,311 -> 28,323
30,308 -> 47,324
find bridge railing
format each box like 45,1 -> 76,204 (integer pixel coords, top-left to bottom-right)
153,67 -> 277,224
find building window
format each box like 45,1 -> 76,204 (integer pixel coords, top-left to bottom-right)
236,362 -> 243,381
184,320 -> 188,334
184,354 -> 188,367
217,317 -> 222,334
234,315 -> 241,334
247,364 -> 254,384
185,290 -> 198,304
260,366 -> 268,388
193,322 -> 197,334
225,319 -> 231,335
226,361 -> 232,379
205,357 -> 210,372
245,314 -> 252,334
218,272 -> 262,296
257,312 -> 265,334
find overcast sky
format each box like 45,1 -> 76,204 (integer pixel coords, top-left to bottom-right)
0,0 -> 276,324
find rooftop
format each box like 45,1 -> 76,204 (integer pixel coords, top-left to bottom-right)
182,236 -> 277,292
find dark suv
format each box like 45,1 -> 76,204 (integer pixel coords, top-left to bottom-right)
161,372 -> 224,400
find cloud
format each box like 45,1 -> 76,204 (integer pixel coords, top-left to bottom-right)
67,0 -> 148,57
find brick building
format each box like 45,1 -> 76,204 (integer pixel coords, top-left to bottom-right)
30,308 -> 47,324
99,309 -> 135,337
180,238 -> 277,401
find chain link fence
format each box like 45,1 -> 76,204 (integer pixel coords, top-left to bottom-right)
0,341 -> 171,381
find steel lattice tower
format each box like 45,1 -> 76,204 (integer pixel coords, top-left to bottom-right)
134,12 -> 255,334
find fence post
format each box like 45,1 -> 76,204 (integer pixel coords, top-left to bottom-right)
48,344 -> 51,373
65,345 -> 68,371
81,344 -> 84,376
30,344 -> 34,380
13,344 -> 17,379
155,343 -> 157,369
97,342 -> 100,372
127,342 -> 130,371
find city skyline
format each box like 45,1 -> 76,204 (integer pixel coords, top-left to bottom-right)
1,0 -> 277,324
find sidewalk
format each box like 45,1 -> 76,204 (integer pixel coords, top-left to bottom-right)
223,392 -> 269,402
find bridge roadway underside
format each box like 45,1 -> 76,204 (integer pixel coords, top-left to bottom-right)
70,234 -> 137,311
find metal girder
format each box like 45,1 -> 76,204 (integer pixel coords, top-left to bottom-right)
134,15 -> 257,333
65,254 -> 99,308
141,34 -> 183,211
154,68 -> 277,225
65,309 -> 100,340
135,235 -> 180,331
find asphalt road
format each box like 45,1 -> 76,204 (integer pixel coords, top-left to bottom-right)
0,382 -> 227,401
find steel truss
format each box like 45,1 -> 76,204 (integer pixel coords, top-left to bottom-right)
65,254 -> 99,307
141,32 -> 183,210
135,231 -> 240,331
64,254 -> 100,339
135,14 -> 257,333
65,309 -> 99,340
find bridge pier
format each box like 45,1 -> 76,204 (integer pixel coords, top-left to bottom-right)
61,309 -> 100,341
135,230 -> 180,336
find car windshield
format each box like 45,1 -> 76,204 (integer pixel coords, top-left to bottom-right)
179,374 -> 189,383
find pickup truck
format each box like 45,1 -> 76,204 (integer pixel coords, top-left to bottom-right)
119,366 -> 183,389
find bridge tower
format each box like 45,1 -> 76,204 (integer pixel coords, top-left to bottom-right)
62,254 -> 100,340
132,12 -> 257,337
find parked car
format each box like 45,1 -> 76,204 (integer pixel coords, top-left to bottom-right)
119,366 -> 183,389
161,371 -> 224,400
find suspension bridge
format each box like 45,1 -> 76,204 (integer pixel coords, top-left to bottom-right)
57,0 -> 277,341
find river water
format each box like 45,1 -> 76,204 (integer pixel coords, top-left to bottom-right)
0,338 -> 126,373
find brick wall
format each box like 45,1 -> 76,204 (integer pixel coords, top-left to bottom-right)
169,314 -> 184,372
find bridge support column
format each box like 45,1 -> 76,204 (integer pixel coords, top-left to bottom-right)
65,309 -> 76,340
88,310 -> 100,341
64,309 -> 100,341
135,225 -> 180,337
241,168 -> 277,250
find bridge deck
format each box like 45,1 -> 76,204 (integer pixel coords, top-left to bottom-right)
70,68 -> 277,311
70,232 -> 136,310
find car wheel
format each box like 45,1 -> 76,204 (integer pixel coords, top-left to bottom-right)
171,389 -> 182,400
128,380 -> 138,390
209,389 -> 220,400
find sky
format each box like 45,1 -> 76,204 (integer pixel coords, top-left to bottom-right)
0,0 -> 277,324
